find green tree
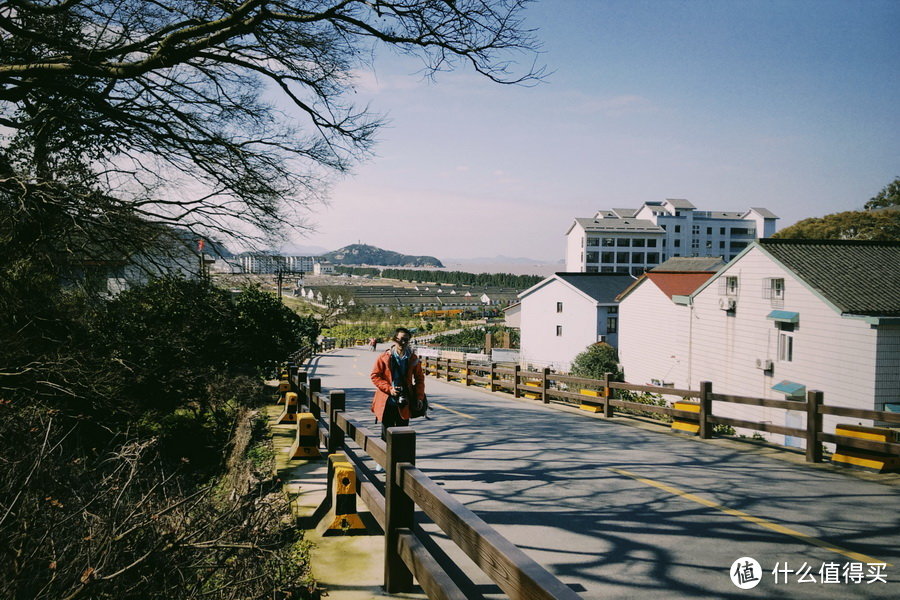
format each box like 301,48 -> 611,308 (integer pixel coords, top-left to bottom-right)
773,210 -> 900,241
570,343 -> 622,381
865,177 -> 900,210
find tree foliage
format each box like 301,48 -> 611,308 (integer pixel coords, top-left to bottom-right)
774,177 -> 900,241
772,210 -> 900,241
570,343 -> 622,381
336,265 -> 542,288
1,0 -> 543,252
865,177 -> 900,210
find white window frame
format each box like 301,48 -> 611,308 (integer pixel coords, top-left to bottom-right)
778,331 -> 794,362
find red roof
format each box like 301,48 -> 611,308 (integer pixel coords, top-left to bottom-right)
646,272 -> 716,299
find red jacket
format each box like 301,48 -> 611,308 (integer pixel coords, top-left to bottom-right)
370,349 -> 425,421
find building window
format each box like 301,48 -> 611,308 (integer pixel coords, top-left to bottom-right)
632,238 -> 646,247
778,331 -> 794,362
616,252 -> 629,263
647,252 -> 659,263
646,239 -> 657,247
608,306 -> 618,314
586,252 -> 599,263
586,237 -> 599,247
556,325 -> 563,336
707,227 -> 713,235
692,225 -> 700,235
607,317 -> 618,333
763,278 -> 785,301
674,225 -> 681,233
732,227 -> 751,235
586,266 -> 599,272
602,252 -> 614,263
719,241 -> 725,249
602,237 -> 615,246
631,252 -> 644,263
691,240 -> 700,250
674,239 -> 681,247
720,227 -> 726,235
556,302 -> 563,313
720,276 -> 739,296
616,238 -> 631,247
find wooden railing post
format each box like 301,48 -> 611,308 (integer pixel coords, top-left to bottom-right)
699,381 -> 712,439
294,370 -> 306,394
328,390 -> 345,455
384,427 -> 416,593
513,364 -> 521,398
806,390 -> 823,463
541,367 -> 550,404
464,359 -> 471,386
308,377 -> 321,416
603,373 -> 614,418
489,362 -> 497,392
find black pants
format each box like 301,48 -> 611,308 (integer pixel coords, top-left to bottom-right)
380,398 -> 409,441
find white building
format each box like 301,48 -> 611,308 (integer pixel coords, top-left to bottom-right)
565,199 -> 778,273
517,273 -> 634,372
238,253 -> 319,274
617,257 -> 724,387
618,239 -> 900,448
313,261 -> 335,275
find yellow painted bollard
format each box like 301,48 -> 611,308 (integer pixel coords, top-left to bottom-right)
321,457 -> 366,535
672,401 -> 701,435
831,424 -> 900,473
277,391 -> 298,424
288,412 -> 320,459
579,388 -> 603,412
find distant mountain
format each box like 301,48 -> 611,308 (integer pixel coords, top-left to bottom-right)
321,244 -> 444,267
447,255 -> 561,265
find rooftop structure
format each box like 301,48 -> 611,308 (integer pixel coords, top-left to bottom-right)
565,199 -> 778,274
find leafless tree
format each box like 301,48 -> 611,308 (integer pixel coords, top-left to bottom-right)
1,0 -> 543,251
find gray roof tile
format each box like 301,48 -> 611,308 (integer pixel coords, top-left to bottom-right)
555,273 -> 636,303
759,239 -> 900,317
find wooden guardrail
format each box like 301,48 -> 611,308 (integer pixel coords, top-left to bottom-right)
421,356 -> 900,465
284,358 -> 582,600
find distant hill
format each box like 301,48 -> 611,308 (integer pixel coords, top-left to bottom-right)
321,244 -> 444,267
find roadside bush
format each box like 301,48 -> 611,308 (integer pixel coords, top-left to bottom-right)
570,342 -> 623,381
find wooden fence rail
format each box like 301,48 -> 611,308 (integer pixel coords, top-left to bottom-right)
285,358 -> 582,600
420,356 -> 900,465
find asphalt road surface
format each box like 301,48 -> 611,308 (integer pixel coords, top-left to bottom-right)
306,346 -> 900,599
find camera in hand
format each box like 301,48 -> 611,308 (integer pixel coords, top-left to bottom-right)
394,385 -> 409,407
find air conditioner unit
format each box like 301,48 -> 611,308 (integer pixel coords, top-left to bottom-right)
755,358 -> 774,371
718,297 -> 736,311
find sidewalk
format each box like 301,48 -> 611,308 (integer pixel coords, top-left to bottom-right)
266,402 -> 428,599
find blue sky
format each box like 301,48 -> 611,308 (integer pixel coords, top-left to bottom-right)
284,0 -> 899,262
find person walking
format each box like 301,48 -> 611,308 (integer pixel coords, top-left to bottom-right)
369,337 -> 377,351
371,327 -> 425,440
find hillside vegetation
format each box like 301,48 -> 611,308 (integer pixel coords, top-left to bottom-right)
0,274 -> 319,599
321,244 -> 444,267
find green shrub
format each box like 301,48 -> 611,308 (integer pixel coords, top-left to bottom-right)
570,343 -> 622,381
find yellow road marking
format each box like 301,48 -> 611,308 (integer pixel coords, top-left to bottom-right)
608,467 -> 890,566
431,402 -> 476,420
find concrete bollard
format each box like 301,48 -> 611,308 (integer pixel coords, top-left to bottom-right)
288,412 -> 320,459
277,392 -> 298,423
320,455 -> 366,535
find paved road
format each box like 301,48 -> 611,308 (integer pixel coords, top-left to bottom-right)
306,346 -> 900,599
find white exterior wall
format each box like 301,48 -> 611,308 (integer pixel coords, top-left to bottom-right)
565,223 -> 586,271
689,247 -> 880,446
618,281 -> 690,387
519,279 -> 598,372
